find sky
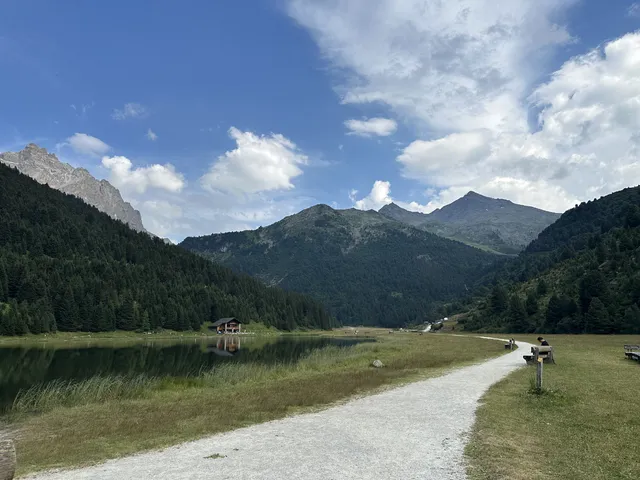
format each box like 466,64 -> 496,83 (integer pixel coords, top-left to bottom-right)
2,0 -> 640,242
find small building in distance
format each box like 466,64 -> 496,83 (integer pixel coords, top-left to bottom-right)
211,317 -> 242,334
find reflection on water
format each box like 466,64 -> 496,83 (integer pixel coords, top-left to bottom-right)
205,336 -> 242,356
0,336 -> 370,410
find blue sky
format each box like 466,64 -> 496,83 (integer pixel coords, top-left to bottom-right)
2,0 -> 640,241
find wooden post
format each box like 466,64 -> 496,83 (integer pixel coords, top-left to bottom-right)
536,356 -> 543,391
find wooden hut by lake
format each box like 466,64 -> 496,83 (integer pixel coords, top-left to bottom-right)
211,318 -> 242,334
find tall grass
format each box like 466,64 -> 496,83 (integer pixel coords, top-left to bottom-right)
11,375 -> 157,414
10,334 -> 504,475
8,345 -> 367,414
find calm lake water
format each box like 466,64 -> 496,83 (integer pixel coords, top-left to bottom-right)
0,336 -> 369,410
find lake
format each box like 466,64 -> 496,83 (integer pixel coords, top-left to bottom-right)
0,335 -> 369,411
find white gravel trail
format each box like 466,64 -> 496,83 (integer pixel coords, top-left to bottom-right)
24,337 -> 532,480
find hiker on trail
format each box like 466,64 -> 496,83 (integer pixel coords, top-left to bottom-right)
537,336 -> 550,346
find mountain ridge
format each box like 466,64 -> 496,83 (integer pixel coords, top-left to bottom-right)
0,143 -> 147,232
180,205 -> 499,327
460,185 -> 640,334
379,193 -> 561,254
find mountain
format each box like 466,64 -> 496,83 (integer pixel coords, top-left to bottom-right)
460,186 -> 640,334
0,163 -> 335,335
379,192 -> 561,254
180,204 -> 499,327
0,144 -> 146,232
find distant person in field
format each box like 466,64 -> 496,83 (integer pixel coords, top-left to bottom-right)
537,336 -> 550,346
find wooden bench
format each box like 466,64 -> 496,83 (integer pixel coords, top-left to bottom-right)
523,345 -> 555,365
624,345 -> 640,362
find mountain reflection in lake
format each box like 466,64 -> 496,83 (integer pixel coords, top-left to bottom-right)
0,336 -> 370,410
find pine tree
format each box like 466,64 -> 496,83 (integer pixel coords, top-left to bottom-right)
525,291 -> 539,316
0,304 -> 17,336
0,261 -> 8,302
55,288 -> 79,331
140,310 -> 151,332
585,297 -> 612,334
508,295 -> 529,332
117,295 -> 135,331
544,295 -> 563,332
490,285 -> 509,314
579,270 -> 608,314
536,279 -> 548,296
621,305 -> 640,334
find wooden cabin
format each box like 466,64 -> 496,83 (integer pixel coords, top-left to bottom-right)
212,317 -> 242,334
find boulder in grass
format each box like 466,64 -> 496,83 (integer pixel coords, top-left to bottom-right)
372,359 -> 384,368
0,440 -> 16,480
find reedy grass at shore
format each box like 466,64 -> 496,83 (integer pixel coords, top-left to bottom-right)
6,333 -> 504,475
466,334 -> 640,480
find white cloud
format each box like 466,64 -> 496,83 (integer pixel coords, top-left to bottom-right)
345,117 -> 397,137
352,180 -> 393,210
101,156 -> 185,194
288,0 -> 575,134
146,128 -> 158,141
65,133 -> 111,156
112,103 -> 148,120
289,1 -> 640,213
628,3 -> 640,17
200,127 -> 308,195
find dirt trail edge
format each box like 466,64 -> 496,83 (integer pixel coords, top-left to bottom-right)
24,337 -> 533,480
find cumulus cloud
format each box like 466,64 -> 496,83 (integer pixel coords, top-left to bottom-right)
289,1 -> 640,213
352,180 -> 393,210
146,128 -> 158,141
65,133 -> 111,156
102,156 -> 185,194
288,0 -> 574,134
200,127 -> 308,195
112,103 -> 148,120
345,117 -> 397,137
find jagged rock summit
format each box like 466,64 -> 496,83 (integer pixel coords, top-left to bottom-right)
0,143 -> 146,232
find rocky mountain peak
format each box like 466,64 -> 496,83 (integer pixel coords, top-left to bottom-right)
0,144 -> 147,233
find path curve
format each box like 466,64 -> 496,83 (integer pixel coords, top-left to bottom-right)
25,337 -> 532,480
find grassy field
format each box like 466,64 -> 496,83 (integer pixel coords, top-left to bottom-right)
3,332 -> 505,475
466,335 -> 640,480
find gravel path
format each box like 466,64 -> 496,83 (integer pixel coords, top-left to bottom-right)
24,337 -> 532,480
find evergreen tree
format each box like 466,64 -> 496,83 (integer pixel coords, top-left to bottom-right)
0,260 -> 8,301
140,310 -> 151,332
55,288 -> 79,331
536,279 -> 548,296
117,295 -> 136,331
579,270 -> 608,314
585,297 -> 612,334
525,291 -> 539,316
490,285 -> 509,314
621,305 -> 640,334
544,295 -> 564,332
0,163 -> 336,337
508,295 -> 529,332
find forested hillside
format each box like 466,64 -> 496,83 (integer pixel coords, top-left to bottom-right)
181,205 -> 498,327
461,186 -> 640,334
0,164 -> 336,335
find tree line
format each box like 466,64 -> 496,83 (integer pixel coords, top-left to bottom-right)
460,187 -> 640,334
0,164 -> 337,336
